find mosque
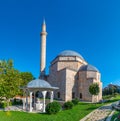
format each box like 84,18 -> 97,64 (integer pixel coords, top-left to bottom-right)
39,20 -> 102,102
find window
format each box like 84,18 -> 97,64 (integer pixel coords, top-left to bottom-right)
72,92 -> 75,99
57,92 -> 60,98
80,93 -> 82,99
46,92 -> 50,98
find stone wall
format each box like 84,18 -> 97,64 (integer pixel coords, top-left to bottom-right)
65,69 -> 77,101
57,61 -> 79,71
78,71 -> 102,102
51,56 -> 87,72
48,68 -> 66,100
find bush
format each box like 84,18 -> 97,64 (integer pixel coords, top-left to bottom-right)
63,101 -> 74,110
103,95 -> 113,100
72,98 -> 79,105
12,98 -> 23,105
0,101 -> 8,108
46,101 -> 61,114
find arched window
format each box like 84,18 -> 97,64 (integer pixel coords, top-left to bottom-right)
80,93 -> 82,99
57,92 -> 60,98
72,92 -> 75,99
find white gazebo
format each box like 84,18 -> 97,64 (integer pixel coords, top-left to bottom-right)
21,79 -> 59,113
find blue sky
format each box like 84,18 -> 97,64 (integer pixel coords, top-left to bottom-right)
0,0 -> 120,87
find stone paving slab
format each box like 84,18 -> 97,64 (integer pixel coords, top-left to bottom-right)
4,105 -> 23,111
80,104 -> 113,121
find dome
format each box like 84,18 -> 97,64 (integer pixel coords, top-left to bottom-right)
79,64 -> 99,72
58,50 -> 84,60
27,79 -> 51,88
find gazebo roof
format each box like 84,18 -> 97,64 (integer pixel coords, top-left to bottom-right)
27,79 -> 51,88
21,79 -> 59,91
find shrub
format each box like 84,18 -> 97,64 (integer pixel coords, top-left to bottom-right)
63,101 -> 74,110
72,98 -> 79,105
12,98 -> 23,105
118,114 -> 120,120
9,101 -> 12,106
0,101 -> 8,108
46,101 -> 61,114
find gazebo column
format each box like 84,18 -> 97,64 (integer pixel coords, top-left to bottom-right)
26,90 -> 28,111
42,91 -> 47,112
22,91 -> 26,110
50,91 -> 54,102
29,91 -> 33,112
23,98 -> 26,110
33,91 -> 36,109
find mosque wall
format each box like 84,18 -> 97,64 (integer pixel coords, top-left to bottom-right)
48,66 -> 66,100
78,71 -> 92,101
65,69 -> 77,101
78,71 -> 102,102
57,61 -> 79,71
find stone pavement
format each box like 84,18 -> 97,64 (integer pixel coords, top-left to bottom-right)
1,105 -> 43,113
80,103 -> 115,121
4,105 -> 23,111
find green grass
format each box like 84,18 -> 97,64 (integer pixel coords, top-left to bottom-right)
111,111 -> 120,121
0,103 -> 103,121
105,96 -> 120,104
0,94 -> 120,121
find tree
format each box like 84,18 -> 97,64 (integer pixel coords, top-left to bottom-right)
109,86 -> 117,95
89,83 -> 100,103
0,59 -> 34,105
20,72 -> 34,86
0,59 -> 22,103
0,69 -> 22,100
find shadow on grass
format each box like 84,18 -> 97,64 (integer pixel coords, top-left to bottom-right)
86,107 -> 97,110
78,103 -> 91,106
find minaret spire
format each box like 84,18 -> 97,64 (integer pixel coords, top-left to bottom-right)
40,19 -> 47,79
43,18 -> 46,25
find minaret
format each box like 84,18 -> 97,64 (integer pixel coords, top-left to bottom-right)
40,19 -> 47,79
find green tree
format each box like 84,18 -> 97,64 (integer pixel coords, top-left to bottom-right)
110,86 -> 117,95
20,72 -> 34,86
0,59 -> 34,105
0,69 -> 22,100
0,59 -> 22,103
89,83 -> 100,103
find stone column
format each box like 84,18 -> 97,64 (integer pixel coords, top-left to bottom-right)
29,91 -> 33,112
26,90 -> 28,111
42,91 -> 47,112
22,91 -> 25,110
50,91 -> 53,102
34,91 -> 36,108
22,97 -> 26,110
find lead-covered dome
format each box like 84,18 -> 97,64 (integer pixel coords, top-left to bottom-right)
27,79 -> 51,88
79,64 -> 99,72
58,50 -> 84,60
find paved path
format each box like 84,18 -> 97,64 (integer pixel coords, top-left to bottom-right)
106,111 -> 115,121
80,102 -> 118,121
4,105 -> 23,111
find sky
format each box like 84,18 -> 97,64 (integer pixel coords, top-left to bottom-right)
0,0 -> 120,87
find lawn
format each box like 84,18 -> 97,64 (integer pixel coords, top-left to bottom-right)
0,103 -> 103,121
0,94 -> 120,121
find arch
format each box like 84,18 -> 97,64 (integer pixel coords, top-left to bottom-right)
80,93 -> 82,99
72,92 -> 75,99
57,92 -> 60,98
